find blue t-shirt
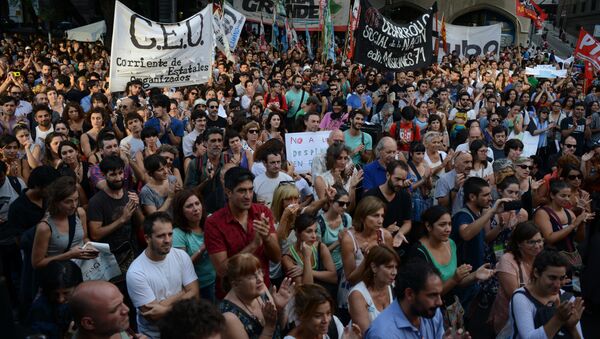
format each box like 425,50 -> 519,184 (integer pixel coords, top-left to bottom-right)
343,129 -> 372,166
346,93 -> 373,110
451,207 -> 485,269
362,160 -> 386,191
144,116 -> 184,145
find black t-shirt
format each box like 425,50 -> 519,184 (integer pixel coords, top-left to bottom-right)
6,189 -> 45,237
87,190 -> 133,252
560,117 -> 586,156
364,186 -> 412,228
206,115 -> 228,129
390,83 -> 407,105
491,145 -> 506,161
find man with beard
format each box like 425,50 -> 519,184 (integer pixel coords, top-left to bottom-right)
184,127 -> 228,188
365,260 -> 446,339
127,212 -> 199,338
560,102 -> 591,156
285,74 -> 308,129
7,84 -> 32,119
88,133 -> 139,192
344,109 -> 373,166
31,104 -> 53,143
364,160 -> 412,248
434,151 -> 473,215
489,125 -> 508,161
205,166 -> 280,299
70,281 -> 138,339
346,81 -> 373,116
450,177 -> 510,309
205,98 -> 227,130
88,156 -> 143,284
145,94 -> 184,146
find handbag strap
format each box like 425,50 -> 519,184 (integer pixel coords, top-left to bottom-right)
65,213 -> 77,253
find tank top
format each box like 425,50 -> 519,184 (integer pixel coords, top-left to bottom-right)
44,213 -> 84,256
349,281 -> 393,323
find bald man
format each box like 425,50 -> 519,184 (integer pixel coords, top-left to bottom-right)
434,151 -> 473,214
311,129 -> 345,178
363,136 -> 400,191
69,280 -> 142,339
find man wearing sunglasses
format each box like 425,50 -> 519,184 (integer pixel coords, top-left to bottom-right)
205,98 -> 227,130
559,102 -> 591,156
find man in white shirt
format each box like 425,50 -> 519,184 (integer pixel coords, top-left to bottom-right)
253,150 -> 292,206
126,212 -> 199,338
182,110 -> 207,158
455,126 -> 494,161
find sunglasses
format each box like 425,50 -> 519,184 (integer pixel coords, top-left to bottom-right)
248,129 -> 259,134
517,164 -> 533,170
567,174 -> 583,180
209,105 -> 219,109
336,201 -> 350,207
278,180 -> 296,187
564,144 -> 576,149
490,118 -> 500,122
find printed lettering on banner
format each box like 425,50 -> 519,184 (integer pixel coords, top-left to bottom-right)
285,131 -> 330,173
109,1 -> 214,91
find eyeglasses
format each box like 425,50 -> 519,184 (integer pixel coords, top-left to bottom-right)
567,174 -> 583,180
336,201 -> 349,207
564,144 -> 576,149
525,239 -> 544,246
517,164 -> 533,170
248,129 -> 259,134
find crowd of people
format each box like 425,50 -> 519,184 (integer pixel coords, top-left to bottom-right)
1,22 -> 600,339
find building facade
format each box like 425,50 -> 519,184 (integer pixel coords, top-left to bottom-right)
556,0 -> 600,37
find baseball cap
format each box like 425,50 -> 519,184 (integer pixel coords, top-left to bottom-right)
193,98 -> 206,108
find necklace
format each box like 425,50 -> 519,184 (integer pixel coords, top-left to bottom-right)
235,292 -> 264,326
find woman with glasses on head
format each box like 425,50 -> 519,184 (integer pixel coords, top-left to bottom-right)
489,222 -> 544,334
220,253 -> 294,339
502,249 -> 584,339
62,102 -> 85,143
0,134 -> 31,182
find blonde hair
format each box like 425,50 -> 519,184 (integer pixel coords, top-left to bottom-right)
353,196 -> 386,232
423,131 -> 443,146
271,184 -> 300,223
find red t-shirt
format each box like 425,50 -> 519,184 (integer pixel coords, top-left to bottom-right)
389,121 -> 421,152
264,93 -> 288,112
204,203 -> 276,298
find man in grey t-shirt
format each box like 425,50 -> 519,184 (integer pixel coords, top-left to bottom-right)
434,151 -> 473,215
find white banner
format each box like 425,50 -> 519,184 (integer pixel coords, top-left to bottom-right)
525,65 -> 568,78
109,1 -> 214,92
285,131 -> 330,174
214,4 -> 246,54
231,0 -> 349,30
436,22 -> 501,60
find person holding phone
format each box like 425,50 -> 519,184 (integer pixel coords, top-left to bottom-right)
502,249 -> 584,338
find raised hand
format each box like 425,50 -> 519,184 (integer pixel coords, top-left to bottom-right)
270,277 -> 295,311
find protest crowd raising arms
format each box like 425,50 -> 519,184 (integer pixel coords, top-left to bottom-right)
2,0 -> 600,338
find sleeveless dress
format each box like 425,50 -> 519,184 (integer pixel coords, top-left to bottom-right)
219,299 -> 280,339
349,281 -> 393,323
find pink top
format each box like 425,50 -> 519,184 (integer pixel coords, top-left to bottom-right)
320,112 -> 349,131
489,252 -> 532,334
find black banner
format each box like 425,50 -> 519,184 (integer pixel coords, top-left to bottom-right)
353,0 -> 436,71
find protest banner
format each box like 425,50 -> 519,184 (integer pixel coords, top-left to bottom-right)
353,0 -> 436,71
435,22 -> 501,60
574,28 -> 600,71
231,0 -> 349,31
285,131 -> 330,173
214,4 -> 246,54
109,1 -> 214,92
525,65 -> 567,78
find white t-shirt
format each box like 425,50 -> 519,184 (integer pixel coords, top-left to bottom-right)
448,108 -> 476,122
126,248 -> 198,338
455,142 -> 495,161
120,135 -> 146,159
253,172 -> 293,206
182,129 -> 201,158
0,176 -> 26,220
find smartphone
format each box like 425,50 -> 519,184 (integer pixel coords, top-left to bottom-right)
503,200 -> 523,211
12,71 -> 21,77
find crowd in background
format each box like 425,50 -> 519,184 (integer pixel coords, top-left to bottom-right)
1,25 -> 600,339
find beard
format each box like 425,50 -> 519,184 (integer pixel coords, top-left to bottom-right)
107,179 -> 124,190
411,302 -> 438,319
294,85 -> 302,90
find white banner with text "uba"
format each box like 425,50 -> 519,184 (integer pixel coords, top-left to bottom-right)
109,1 -> 214,92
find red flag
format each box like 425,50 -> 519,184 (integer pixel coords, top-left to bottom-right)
441,14 -> 447,52
516,0 -> 544,29
584,61 -> 594,94
531,1 -> 547,29
574,28 -> 600,71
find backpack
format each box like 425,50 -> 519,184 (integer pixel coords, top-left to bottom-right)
317,213 -> 349,240
8,176 -> 22,194
509,288 -> 575,339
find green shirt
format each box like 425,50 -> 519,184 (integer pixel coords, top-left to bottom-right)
173,227 -> 216,287
418,239 -> 458,283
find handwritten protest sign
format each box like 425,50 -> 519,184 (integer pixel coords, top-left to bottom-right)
353,0 -> 436,71
109,1 -> 214,91
285,131 -> 330,173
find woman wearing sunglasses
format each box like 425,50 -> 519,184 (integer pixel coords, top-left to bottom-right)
241,121 -> 261,155
559,164 -> 592,220
513,157 -> 544,217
